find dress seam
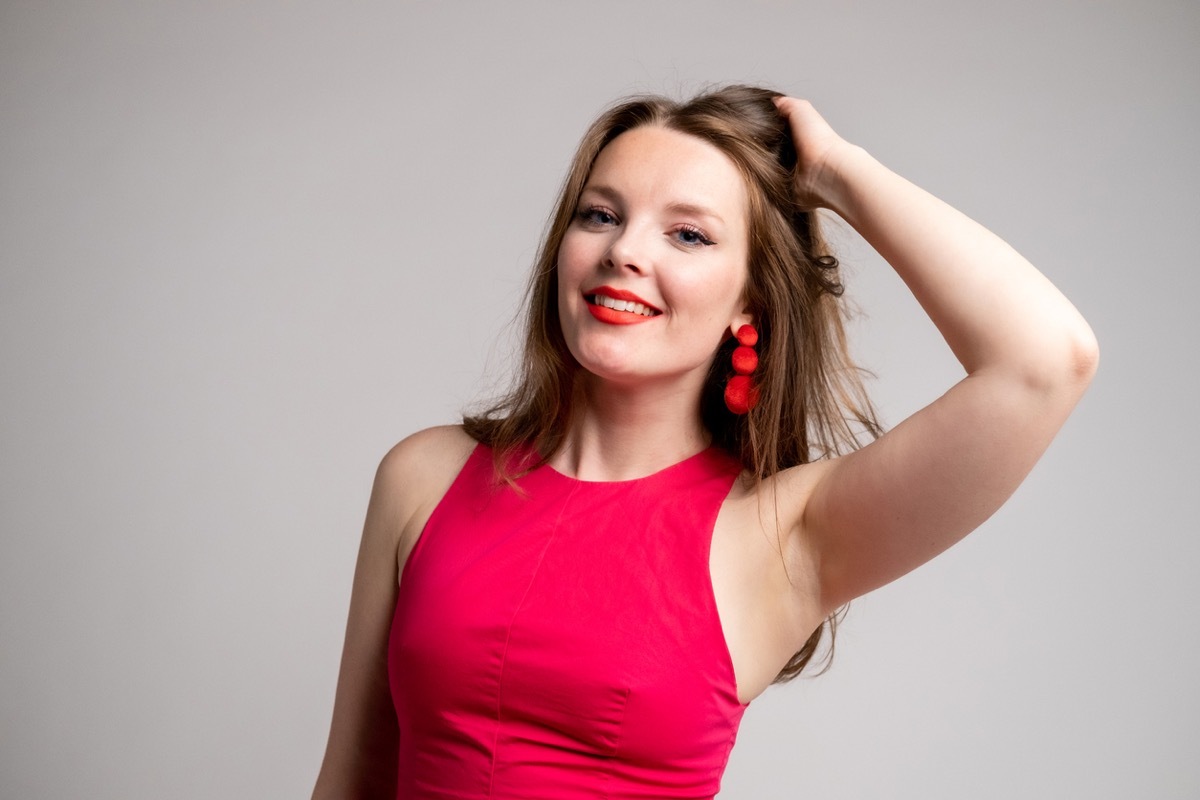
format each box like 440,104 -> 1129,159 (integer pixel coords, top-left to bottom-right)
485,480 -> 582,797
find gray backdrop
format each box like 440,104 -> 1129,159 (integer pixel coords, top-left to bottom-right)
2,1 -> 1197,797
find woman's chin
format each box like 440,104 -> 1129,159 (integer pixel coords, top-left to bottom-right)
575,361 -> 648,387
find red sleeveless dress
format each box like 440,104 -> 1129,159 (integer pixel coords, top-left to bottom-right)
387,443 -> 750,799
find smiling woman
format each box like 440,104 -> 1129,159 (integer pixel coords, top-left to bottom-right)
558,126 -> 753,390
311,85 -> 1097,799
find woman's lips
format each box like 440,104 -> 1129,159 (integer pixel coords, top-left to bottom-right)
584,288 -> 661,325
587,301 -> 655,324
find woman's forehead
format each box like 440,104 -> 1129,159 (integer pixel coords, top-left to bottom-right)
584,126 -> 748,224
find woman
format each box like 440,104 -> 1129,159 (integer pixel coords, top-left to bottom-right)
312,86 -> 1098,798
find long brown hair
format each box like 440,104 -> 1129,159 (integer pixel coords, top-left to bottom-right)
463,85 -> 882,681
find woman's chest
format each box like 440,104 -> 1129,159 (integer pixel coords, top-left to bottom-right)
390,480 -> 747,771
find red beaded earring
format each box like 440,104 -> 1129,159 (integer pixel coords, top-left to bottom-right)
724,324 -> 760,415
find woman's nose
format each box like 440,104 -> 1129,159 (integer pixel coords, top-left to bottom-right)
603,226 -> 652,274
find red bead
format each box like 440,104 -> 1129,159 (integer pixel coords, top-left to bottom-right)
731,345 -> 758,375
724,375 -> 760,414
735,324 -> 758,347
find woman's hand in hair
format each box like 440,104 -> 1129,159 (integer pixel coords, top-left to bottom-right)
772,96 -> 859,211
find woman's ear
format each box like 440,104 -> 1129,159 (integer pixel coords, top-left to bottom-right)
728,308 -> 755,339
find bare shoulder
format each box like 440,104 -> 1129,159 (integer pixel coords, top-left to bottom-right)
722,461 -> 833,580
375,425 -> 478,575
747,458 -> 841,606
378,424 -> 477,495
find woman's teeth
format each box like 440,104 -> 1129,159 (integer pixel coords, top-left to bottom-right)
591,295 -> 657,317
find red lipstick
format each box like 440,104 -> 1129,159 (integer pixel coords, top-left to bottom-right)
583,286 -> 661,325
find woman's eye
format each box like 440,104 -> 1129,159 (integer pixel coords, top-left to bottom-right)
675,225 -> 715,247
578,207 -> 617,226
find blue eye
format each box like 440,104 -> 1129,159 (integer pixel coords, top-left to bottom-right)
675,225 -> 715,247
578,206 -> 618,226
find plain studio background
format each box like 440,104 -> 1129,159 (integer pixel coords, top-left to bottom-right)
2,1 -> 1196,797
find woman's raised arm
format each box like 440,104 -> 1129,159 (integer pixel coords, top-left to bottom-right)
771,97 -> 1099,614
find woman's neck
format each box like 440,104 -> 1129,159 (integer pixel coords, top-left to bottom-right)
550,376 -> 711,482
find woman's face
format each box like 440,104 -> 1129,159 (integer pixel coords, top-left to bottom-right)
556,125 -> 753,392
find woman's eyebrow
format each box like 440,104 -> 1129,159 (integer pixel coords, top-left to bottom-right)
579,184 -> 621,203
666,202 -> 725,226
